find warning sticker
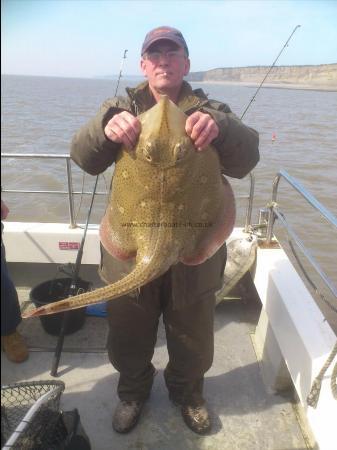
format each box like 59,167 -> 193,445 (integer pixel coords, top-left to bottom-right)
59,242 -> 80,250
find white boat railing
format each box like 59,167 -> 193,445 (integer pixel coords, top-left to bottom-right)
265,169 -> 337,300
1,152 -> 255,230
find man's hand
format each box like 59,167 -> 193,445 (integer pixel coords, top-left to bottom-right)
185,111 -> 219,151
104,111 -> 141,150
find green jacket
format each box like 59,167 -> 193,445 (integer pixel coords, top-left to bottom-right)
70,80 -> 259,308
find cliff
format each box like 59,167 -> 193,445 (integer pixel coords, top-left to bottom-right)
187,64 -> 337,90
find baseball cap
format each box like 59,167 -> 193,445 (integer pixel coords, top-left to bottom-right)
141,26 -> 189,56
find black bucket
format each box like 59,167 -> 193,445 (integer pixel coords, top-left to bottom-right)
30,278 -> 91,336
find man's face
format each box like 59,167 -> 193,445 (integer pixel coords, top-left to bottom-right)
140,40 -> 190,95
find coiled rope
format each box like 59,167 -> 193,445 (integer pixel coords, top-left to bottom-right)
307,341 -> 337,408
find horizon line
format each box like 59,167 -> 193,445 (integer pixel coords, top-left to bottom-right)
2,62 -> 336,80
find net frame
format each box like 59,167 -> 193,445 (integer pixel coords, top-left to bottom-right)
1,380 -> 65,449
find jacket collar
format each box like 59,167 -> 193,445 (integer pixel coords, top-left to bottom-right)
126,80 -> 209,115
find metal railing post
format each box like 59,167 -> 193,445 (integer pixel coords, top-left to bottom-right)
65,158 -> 76,228
266,173 -> 281,244
265,206 -> 275,244
244,172 -> 255,232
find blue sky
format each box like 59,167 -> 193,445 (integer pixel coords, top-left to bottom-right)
2,0 -> 337,78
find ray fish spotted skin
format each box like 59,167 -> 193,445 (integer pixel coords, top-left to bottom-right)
23,96 -> 235,318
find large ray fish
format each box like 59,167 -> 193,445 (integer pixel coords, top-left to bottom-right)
23,96 -> 235,318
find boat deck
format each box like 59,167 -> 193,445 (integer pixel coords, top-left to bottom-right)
1,264 -> 312,450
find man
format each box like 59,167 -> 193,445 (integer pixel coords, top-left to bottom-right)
71,26 -> 259,435
1,199 -> 29,363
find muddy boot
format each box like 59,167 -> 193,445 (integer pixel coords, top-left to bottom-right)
181,403 -> 211,435
112,400 -> 144,433
1,331 -> 29,363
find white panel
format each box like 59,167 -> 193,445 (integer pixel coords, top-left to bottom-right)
2,222 -> 101,264
254,247 -> 337,450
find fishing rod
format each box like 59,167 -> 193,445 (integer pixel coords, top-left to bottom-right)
50,49 -> 128,377
50,176 -> 99,376
115,49 -> 128,99
240,25 -> 301,120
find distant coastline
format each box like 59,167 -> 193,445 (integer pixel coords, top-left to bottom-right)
2,64 -> 337,92
186,63 -> 337,91
189,80 -> 336,92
